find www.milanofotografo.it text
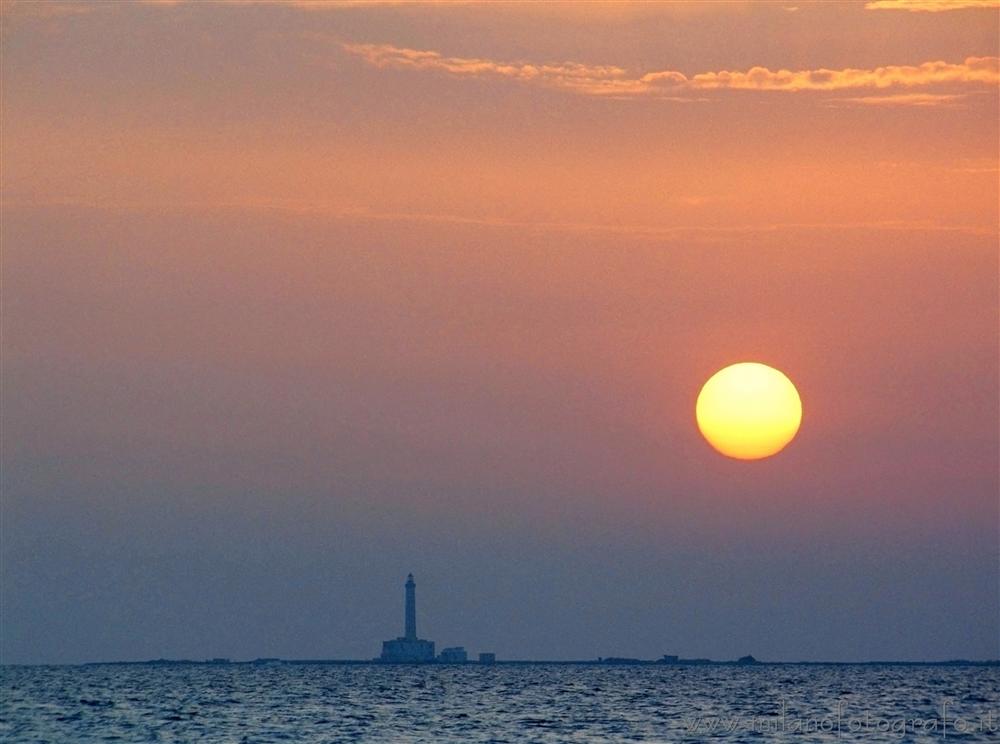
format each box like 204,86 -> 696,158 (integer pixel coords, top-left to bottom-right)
683,700 -> 997,737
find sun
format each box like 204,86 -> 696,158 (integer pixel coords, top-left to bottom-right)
696,362 -> 802,460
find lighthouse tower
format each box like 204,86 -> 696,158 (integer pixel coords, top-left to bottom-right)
404,573 -> 417,640
379,574 -> 435,662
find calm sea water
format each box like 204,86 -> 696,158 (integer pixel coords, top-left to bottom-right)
1,663 -> 997,742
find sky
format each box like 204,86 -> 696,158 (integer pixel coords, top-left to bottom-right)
1,0 -> 997,665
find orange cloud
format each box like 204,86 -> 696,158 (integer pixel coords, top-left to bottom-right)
344,44 -> 1000,100
686,58 -> 999,91
342,43 -> 635,96
826,93 -> 970,107
865,0 -> 999,11
140,0 -> 749,16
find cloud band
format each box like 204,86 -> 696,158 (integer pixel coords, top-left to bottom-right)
343,44 -> 999,101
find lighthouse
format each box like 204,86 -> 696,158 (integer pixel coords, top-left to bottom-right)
404,573 -> 417,640
379,574 -> 435,662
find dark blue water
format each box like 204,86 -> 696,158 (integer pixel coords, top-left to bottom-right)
2,663 -> 997,742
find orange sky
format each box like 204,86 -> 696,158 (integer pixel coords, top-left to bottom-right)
3,0 -> 997,231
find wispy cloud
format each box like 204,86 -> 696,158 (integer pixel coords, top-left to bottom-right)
341,43 -> 636,96
865,0 -> 999,11
138,0 -> 748,15
947,158 -> 1000,173
681,58 -> 998,91
104,0 -> 1000,14
825,93 -> 970,107
343,44 -> 1000,100
5,196 -> 991,239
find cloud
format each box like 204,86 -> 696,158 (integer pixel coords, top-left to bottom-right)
948,159 -> 1000,173
342,43 -> 638,96
121,0 -> 1000,14
6,196 -> 990,239
139,0 -> 749,16
865,0 -> 999,11
679,58 -> 998,91
136,0 -> 481,8
343,44 -> 1000,100
264,1 -> 479,6
826,93 -> 970,107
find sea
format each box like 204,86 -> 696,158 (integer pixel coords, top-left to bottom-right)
1,663 -> 997,742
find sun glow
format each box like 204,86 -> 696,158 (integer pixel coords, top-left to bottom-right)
696,363 -> 802,460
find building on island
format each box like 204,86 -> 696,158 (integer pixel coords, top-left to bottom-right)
377,574 -> 496,663
380,574 -> 435,662
438,647 -> 467,663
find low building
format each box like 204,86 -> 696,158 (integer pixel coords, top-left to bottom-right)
381,638 -> 435,662
438,647 -> 467,663
478,652 -> 496,665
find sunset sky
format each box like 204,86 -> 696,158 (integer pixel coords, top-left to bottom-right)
2,0 -> 997,664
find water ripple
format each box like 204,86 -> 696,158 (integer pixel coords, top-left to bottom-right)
0,664 -> 996,742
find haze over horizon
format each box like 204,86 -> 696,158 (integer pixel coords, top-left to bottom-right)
1,0 -> 997,666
